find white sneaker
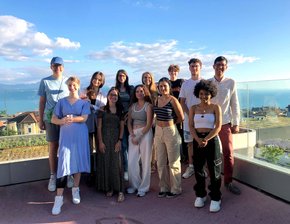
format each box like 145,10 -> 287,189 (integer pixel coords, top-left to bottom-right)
137,191 -> 146,197
52,196 -> 63,215
194,197 -> 207,208
182,166 -> 194,179
127,187 -> 136,194
72,187 -> 81,204
48,174 -> 56,192
67,175 -> 74,188
124,172 -> 129,181
210,200 -> 221,212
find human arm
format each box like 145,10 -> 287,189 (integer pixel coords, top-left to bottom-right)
201,105 -> 222,145
180,97 -> 189,116
230,81 -> 240,133
38,96 -> 46,130
134,104 -> 154,144
189,105 -> 204,147
115,119 -> 124,152
97,115 -> 106,153
171,97 -> 184,124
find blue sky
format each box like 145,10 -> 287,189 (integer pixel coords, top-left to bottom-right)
0,0 -> 289,88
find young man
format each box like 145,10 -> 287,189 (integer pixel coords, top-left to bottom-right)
168,64 -> 186,161
179,58 -> 202,178
38,57 -> 72,192
209,56 -> 241,195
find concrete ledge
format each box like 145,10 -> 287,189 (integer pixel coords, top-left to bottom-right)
234,156 -> 290,202
0,158 -> 49,186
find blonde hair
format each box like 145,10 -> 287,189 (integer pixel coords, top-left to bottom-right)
142,71 -> 157,93
66,76 -> 80,86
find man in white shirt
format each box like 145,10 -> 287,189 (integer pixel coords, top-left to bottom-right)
209,56 -> 241,195
179,58 -> 201,178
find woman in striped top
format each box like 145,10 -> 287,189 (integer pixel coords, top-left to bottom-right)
153,77 -> 184,198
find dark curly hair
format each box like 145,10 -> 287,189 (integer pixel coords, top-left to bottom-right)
194,79 -> 217,98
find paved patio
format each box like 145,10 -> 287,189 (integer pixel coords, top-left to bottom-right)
0,167 -> 289,224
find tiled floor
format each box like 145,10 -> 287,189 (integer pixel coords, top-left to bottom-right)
0,168 -> 289,224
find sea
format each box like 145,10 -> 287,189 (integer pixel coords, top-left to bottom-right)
0,86 -> 290,115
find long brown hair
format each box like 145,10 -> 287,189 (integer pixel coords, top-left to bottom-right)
130,84 -> 152,106
104,87 -> 123,118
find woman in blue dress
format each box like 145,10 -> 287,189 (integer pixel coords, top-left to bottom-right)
51,76 -> 91,215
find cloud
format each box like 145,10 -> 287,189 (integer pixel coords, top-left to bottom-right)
0,67 -> 49,84
123,0 -> 169,10
0,15 -> 80,61
87,40 -> 259,84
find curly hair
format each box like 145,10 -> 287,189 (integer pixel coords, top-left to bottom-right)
193,79 -> 217,98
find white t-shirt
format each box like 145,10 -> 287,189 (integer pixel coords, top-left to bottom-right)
179,78 -> 201,131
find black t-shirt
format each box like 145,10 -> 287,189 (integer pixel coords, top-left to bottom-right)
170,79 -> 184,99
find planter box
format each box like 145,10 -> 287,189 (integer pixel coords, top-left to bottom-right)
233,128 -> 256,157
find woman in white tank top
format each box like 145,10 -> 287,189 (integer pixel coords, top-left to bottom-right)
188,79 -> 223,213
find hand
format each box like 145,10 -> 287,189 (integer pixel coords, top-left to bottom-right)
130,134 -> 138,145
99,142 -> 106,153
197,138 -> 207,148
63,115 -> 73,125
115,140 -> 121,152
39,120 -> 46,130
231,125 -> 239,134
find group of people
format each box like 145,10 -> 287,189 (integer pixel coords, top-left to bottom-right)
38,55 -> 240,215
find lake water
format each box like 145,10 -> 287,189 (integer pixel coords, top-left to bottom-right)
0,87 -> 290,115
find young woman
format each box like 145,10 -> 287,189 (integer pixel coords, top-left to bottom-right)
96,87 -> 125,202
141,71 -> 158,172
127,85 -> 153,197
83,71 -> 107,185
153,77 -> 184,198
115,69 -> 134,181
188,79 -> 222,212
142,71 -> 158,103
51,76 -> 91,215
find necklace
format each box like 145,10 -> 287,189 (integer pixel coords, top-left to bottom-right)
198,105 -> 207,118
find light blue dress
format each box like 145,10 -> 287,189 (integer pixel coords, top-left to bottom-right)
54,97 -> 91,178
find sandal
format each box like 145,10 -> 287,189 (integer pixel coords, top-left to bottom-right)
117,192 -> 125,202
106,191 -> 113,197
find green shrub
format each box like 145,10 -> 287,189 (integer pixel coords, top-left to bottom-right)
260,145 -> 285,164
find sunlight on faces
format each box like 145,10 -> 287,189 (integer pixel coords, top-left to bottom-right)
189,62 -> 202,76
50,64 -> 63,74
169,69 -> 178,79
142,73 -> 152,86
199,89 -> 212,103
135,86 -> 145,100
66,77 -> 80,93
158,81 -> 170,95
92,74 -> 103,87
108,89 -> 119,103
214,61 -> 228,75
118,72 -> 127,83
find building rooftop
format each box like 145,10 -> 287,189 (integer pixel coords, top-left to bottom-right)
0,167 -> 289,224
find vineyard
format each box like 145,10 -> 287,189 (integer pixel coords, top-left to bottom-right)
0,134 -> 48,162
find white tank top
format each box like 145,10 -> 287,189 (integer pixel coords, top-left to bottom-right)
194,113 -> 215,129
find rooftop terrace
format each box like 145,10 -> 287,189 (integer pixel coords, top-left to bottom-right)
0,166 -> 289,224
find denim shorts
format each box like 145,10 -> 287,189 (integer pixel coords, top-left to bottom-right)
45,121 -> 60,142
183,130 -> 193,143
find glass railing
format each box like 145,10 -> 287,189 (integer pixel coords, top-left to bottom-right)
236,79 -> 290,172
0,79 -> 290,173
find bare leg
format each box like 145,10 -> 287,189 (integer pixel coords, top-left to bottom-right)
49,141 -> 59,174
